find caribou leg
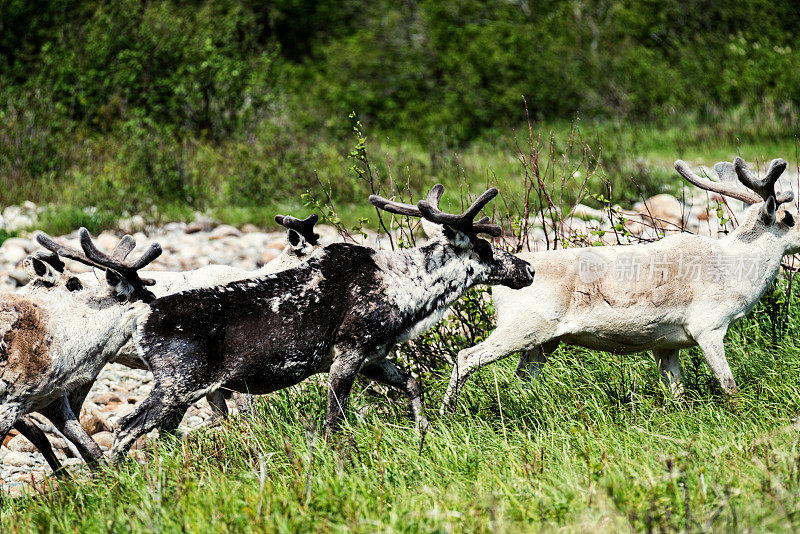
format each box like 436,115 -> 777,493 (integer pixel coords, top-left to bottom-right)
111,385 -> 189,462
360,358 -> 427,431
205,389 -> 229,425
39,396 -> 104,470
514,340 -> 559,382
13,416 -> 69,478
654,348 -> 684,396
325,347 -> 364,440
441,324 -> 544,414
695,329 -> 738,395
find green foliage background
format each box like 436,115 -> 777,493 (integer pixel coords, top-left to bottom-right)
1,0 -> 800,227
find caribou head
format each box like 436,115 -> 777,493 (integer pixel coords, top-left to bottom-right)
370,185 -> 534,289
676,157 -> 800,253
35,228 -> 162,303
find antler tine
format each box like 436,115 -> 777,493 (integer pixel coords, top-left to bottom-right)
78,228 -> 114,265
461,188 -> 499,221
301,214 -> 319,226
472,216 -> 503,237
36,231 -> 103,269
78,228 -> 161,272
426,184 -> 444,206
417,187 -> 502,236
368,195 -> 422,217
369,184 -> 444,218
276,214 -> 318,229
111,235 -> 137,262
37,228 -> 161,300
674,160 -> 761,204
734,157 -> 793,205
129,243 -> 163,270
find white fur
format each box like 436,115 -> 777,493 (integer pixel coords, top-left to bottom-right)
441,198 -> 800,411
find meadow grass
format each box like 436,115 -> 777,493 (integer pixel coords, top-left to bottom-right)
3,117 -> 800,532
3,292 -> 800,532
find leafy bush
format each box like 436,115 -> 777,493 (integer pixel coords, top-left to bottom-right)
25,0 -> 276,139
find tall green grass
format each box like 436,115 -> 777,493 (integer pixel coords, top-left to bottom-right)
3,293 -> 800,531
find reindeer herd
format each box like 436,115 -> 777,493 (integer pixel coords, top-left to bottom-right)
0,156 -> 796,482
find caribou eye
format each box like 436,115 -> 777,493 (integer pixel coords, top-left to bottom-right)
782,212 -> 795,227
115,293 -> 128,303
65,277 -> 83,292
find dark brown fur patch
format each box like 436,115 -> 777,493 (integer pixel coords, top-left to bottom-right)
0,294 -> 52,383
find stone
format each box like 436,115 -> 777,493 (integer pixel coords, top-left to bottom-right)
100,400 -> 125,413
635,194 -> 685,230
185,416 -> 204,428
3,429 -> 19,448
96,232 -> 121,253
261,248 -> 280,264
210,224 -> 241,239
92,431 -> 114,450
1,245 -> 27,265
49,437 -> 69,451
8,268 -> 29,286
118,215 -> 146,234
2,237 -> 34,252
186,214 -> 218,233
3,451 -> 33,467
80,402 -> 110,435
92,392 -> 123,405
6,435 -> 37,453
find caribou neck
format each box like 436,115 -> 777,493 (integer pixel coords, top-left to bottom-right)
720,228 -> 785,310
375,240 -> 481,329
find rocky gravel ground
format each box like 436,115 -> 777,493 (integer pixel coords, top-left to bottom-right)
0,213 -> 373,497
1,164 -> 797,496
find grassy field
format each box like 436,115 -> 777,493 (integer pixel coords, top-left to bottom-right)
3,120 -> 800,532
2,281 -> 800,532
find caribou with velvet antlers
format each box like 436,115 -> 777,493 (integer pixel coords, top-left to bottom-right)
111,185 -> 534,459
0,230 -> 161,474
441,156 -> 799,411
77,213 -> 325,420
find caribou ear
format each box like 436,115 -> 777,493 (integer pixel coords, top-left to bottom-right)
105,269 -> 122,287
23,256 -> 60,286
287,229 -> 303,248
760,196 -> 777,225
440,224 -> 472,249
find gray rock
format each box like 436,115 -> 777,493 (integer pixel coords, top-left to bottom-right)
6,435 -> 37,453
3,451 -> 33,467
210,224 -> 241,239
8,268 -> 29,286
0,244 -> 27,265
